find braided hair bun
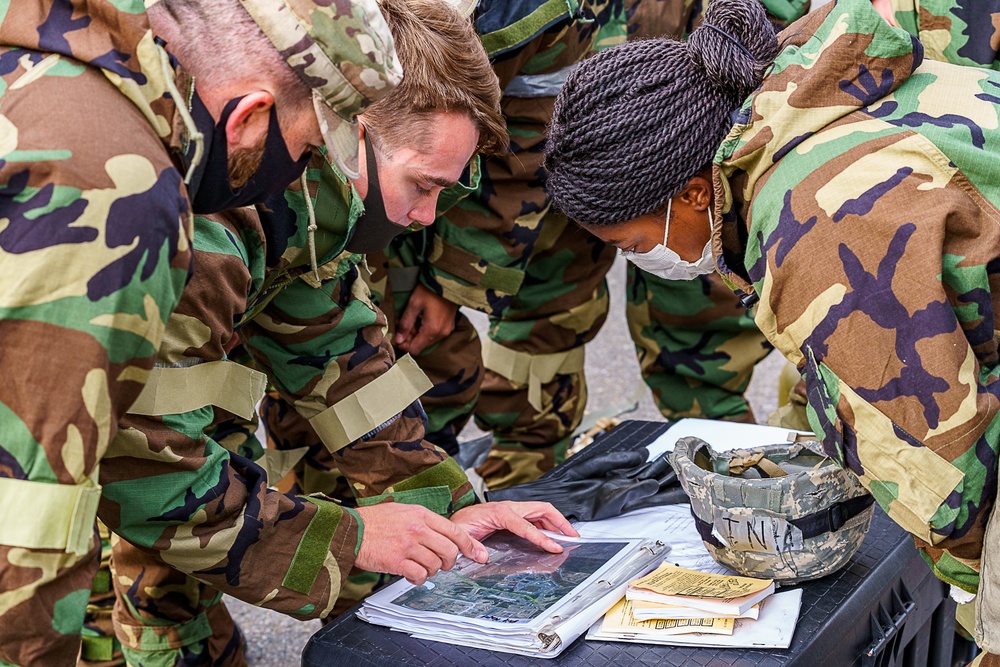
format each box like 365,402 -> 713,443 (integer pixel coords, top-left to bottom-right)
689,0 -> 780,101
545,0 -> 778,227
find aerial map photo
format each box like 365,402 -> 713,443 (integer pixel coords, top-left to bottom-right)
391,534 -> 631,623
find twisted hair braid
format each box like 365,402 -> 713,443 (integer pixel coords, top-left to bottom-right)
545,0 -> 779,226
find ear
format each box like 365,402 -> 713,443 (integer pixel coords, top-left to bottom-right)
224,91 -> 275,150
678,174 -> 713,212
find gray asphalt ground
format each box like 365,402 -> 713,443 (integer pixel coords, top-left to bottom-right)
227,255 -> 785,665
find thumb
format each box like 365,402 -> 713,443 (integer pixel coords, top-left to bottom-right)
630,453 -> 674,481
408,325 -> 436,356
395,298 -> 422,344
445,519 -> 489,563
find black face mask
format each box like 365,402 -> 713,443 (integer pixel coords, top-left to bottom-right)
185,92 -> 311,215
344,132 -> 409,254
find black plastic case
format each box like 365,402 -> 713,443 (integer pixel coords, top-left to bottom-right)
301,420 -> 958,667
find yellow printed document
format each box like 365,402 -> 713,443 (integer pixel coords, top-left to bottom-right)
599,599 -> 735,636
627,563 -> 774,616
631,563 -> 772,598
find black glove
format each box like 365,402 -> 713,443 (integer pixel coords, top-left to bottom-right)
487,447 -> 688,521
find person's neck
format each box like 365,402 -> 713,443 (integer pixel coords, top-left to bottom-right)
146,4 -> 183,58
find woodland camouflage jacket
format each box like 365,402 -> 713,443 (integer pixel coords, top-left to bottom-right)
715,0 -> 1000,592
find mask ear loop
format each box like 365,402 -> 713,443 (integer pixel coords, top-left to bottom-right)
704,204 -> 716,268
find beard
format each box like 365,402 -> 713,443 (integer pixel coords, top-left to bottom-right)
227,132 -> 267,190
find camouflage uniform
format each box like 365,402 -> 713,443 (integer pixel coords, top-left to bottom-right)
0,2 -> 408,665
431,0 -> 625,489
0,4 -> 192,665
106,155 -> 475,665
626,269 -> 771,423
251,167 -> 485,621
714,0 -> 1000,599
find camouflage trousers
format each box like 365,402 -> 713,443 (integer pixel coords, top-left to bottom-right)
471,214 -> 616,489
625,265 -> 773,423
372,213 -> 617,491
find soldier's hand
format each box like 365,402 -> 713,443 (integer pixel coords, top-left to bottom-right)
355,503 -> 488,585
449,501 -> 579,554
871,0 -> 897,25
395,284 -> 458,355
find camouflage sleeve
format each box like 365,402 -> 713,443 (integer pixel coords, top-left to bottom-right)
96,209 -> 369,623
240,260 -> 474,515
747,157 -> 1000,594
0,66 -> 193,665
891,0 -> 1000,69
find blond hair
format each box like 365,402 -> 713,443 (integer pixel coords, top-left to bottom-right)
362,0 -> 507,156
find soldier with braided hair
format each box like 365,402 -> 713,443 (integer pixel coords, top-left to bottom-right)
358,0 -> 807,496
546,0 -> 1000,663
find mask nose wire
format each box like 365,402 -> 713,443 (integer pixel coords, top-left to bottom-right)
157,42 -> 203,185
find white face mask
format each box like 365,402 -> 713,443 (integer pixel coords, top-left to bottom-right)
625,199 -> 716,281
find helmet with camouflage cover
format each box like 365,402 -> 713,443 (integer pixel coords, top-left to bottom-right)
238,0 -> 404,179
670,436 -> 874,583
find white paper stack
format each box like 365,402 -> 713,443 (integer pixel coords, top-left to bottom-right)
588,588 -> 803,648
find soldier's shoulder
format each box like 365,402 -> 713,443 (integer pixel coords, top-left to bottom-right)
1,59 -> 181,190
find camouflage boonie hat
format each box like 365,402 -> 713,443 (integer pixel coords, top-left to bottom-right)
443,0 -> 479,17
670,437 -> 874,583
238,0 -> 403,179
